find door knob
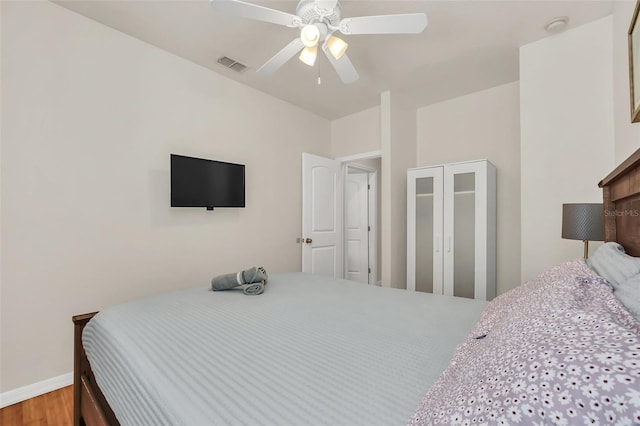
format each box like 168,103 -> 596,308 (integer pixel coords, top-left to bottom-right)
305,238 -> 313,244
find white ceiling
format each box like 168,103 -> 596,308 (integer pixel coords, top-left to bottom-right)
54,0 -> 615,120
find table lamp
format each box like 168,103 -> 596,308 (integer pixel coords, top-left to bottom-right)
561,203 -> 604,258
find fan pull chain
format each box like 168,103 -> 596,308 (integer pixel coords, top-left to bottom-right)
317,57 -> 322,85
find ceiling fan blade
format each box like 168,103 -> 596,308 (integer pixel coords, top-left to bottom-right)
339,13 -> 428,35
322,45 -> 359,84
256,38 -> 304,76
210,0 -> 300,27
315,0 -> 338,11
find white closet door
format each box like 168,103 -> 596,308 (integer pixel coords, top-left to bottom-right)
443,162 -> 487,299
407,167 -> 443,293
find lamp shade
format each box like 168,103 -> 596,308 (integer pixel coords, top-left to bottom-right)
561,203 -> 604,241
299,46 -> 317,66
326,35 -> 348,60
300,25 -> 320,48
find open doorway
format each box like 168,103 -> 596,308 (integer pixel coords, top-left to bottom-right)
301,152 -> 381,284
345,159 -> 381,285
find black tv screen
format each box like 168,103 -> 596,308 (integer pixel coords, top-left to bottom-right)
171,154 -> 245,210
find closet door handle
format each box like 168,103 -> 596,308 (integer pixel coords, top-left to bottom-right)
447,236 -> 452,253
435,235 -> 440,253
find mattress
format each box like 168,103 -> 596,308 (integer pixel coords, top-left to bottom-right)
83,273 -> 488,426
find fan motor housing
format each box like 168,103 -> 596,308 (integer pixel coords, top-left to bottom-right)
296,0 -> 341,27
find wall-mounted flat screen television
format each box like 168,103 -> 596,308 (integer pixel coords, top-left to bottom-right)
171,154 -> 245,210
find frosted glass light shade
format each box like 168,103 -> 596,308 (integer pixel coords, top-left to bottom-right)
300,25 -> 320,47
326,35 -> 348,60
299,46 -> 317,66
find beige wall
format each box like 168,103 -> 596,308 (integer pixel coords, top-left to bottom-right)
613,1 -> 640,163
0,0 -> 3,394
416,82 -> 521,295
329,107 -> 383,282
330,106 -> 381,158
1,1 -> 330,393
381,92 -> 417,288
520,16 -> 615,282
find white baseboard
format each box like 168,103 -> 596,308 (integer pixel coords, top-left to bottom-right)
0,372 -> 73,408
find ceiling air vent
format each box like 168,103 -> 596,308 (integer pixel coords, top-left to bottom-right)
217,56 -> 247,73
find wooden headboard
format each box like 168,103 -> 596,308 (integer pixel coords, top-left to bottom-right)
599,147 -> 640,257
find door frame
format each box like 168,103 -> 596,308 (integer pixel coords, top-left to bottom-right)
345,163 -> 378,285
302,151 -> 381,283
337,150 -> 381,285
335,150 -> 382,164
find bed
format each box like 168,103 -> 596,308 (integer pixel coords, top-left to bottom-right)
73,148 -> 640,426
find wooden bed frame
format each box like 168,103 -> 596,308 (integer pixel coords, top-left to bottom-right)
73,312 -> 119,426
72,148 -> 640,426
599,148 -> 640,257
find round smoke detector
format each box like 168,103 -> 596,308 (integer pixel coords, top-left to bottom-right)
545,16 -> 569,34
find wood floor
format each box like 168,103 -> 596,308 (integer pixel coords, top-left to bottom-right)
0,386 -> 73,426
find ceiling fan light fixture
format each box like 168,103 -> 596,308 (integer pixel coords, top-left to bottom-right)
300,24 -> 320,47
299,46 -> 318,66
326,35 -> 348,60
211,0 -> 429,84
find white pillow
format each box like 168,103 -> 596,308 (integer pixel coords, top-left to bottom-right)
587,242 -> 640,287
587,242 -> 640,322
614,274 -> 640,322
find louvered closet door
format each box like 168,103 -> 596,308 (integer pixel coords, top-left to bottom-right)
443,162 -> 487,299
407,167 -> 443,293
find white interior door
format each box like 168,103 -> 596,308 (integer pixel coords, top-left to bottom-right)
302,153 -> 343,278
346,172 -> 369,283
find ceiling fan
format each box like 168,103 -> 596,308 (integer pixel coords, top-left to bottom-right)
210,0 -> 428,84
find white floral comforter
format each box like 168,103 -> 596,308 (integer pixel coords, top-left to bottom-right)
409,260 -> 640,426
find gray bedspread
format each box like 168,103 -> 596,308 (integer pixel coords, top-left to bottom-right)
82,273 -> 487,426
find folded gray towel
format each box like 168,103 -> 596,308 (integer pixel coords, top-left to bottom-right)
211,267 -> 268,293
243,281 -> 265,296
